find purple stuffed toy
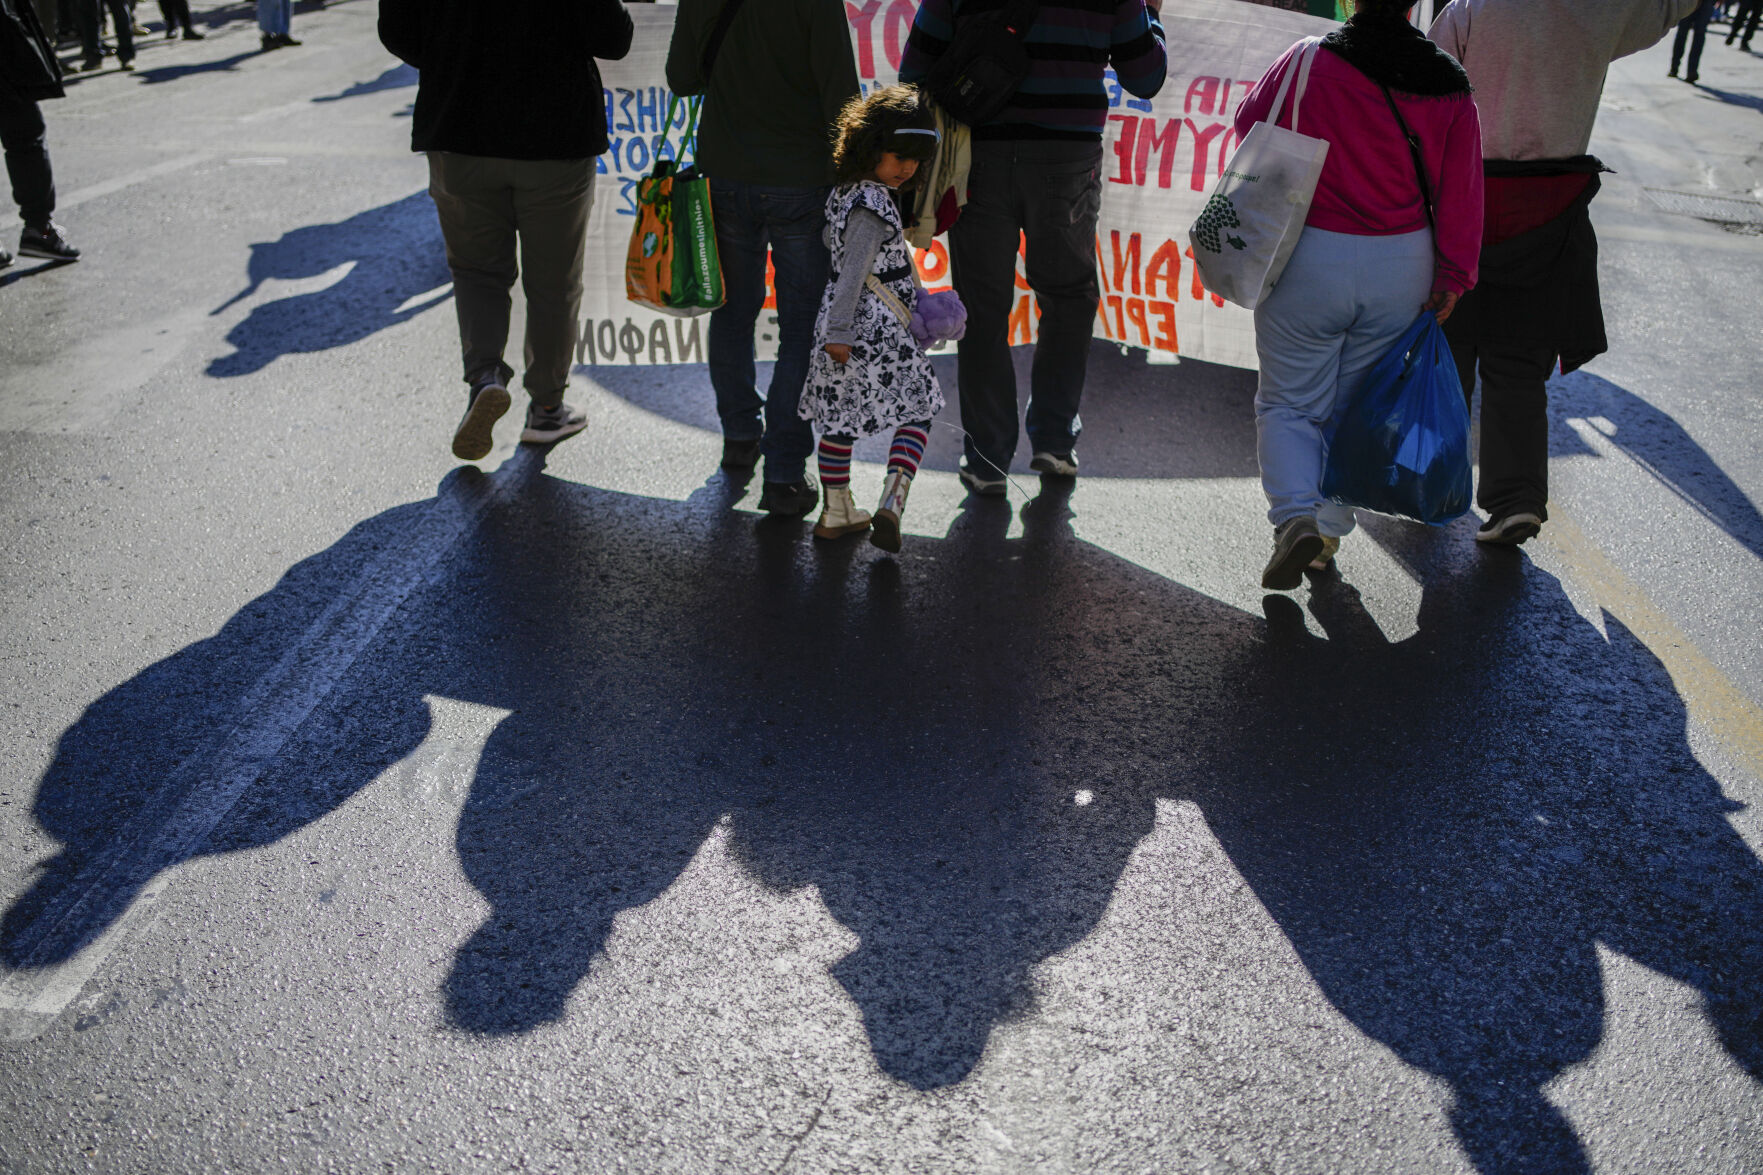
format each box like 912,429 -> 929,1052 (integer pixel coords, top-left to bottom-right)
910,288 -> 967,351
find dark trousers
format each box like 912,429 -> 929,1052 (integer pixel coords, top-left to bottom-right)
158,0 -> 196,33
1671,1 -> 1715,77
1445,321 -> 1556,522
706,179 -> 830,484
77,0 -> 135,62
948,139 -> 1104,475
1727,0 -> 1760,45
0,96 -> 54,227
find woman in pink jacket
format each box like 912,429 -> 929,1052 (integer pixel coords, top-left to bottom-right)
1234,0 -> 1483,589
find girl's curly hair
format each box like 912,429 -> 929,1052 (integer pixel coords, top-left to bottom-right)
830,84 -> 939,187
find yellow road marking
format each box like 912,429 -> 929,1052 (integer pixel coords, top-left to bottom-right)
1541,509 -> 1763,782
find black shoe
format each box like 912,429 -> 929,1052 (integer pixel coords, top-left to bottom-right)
18,222 -> 80,261
0,246 -> 12,268
721,437 -> 762,469
182,27 -> 204,39
119,58 -> 134,71
1686,72 -> 1699,83
260,33 -> 279,50
79,55 -> 102,70
274,33 -> 301,46
1668,65 -> 1679,76
758,477 -> 819,516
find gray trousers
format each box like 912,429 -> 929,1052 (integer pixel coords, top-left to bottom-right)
427,151 -> 595,406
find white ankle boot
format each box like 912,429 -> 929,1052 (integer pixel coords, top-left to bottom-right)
813,484 -> 872,539
870,469 -> 912,552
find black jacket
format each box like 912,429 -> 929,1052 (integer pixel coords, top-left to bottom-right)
1451,157 -> 1609,374
379,0 -> 634,160
1,0 -> 64,104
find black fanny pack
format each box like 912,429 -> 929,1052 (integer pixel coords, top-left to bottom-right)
924,0 -> 1042,127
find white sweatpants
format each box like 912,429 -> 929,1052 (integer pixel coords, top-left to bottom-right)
1253,226 -> 1435,537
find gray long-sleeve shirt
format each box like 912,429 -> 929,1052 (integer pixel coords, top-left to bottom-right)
822,208 -> 891,347
1429,0 -> 1699,160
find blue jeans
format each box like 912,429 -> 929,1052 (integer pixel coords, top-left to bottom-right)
257,0 -> 291,36
707,179 -> 830,484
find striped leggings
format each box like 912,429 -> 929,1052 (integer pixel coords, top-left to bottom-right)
817,422 -> 930,487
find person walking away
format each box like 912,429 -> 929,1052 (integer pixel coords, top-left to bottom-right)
799,87 -> 945,553
257,0 -> 295,49
1429,0 -> 1698,547
1235,0 -> 1481,589
1726,0 -> 1760,48
1,0 -> 79,266
899,0 -> 1166,495
1669,0 -> 1715,80
380,0 -> 633,459
666,0 -> 861,517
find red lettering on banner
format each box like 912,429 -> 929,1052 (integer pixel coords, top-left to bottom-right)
1145,239 -> 1182,299
845,0 -> 884,78
1110,231 -> 1142,295
1136,118 -> 1182,188
884,0 -> 916,73
915,242 -> 949,287
1108,115 -> 1138,185
764,255 -> 776,310
1105,294 -> 1125,338
1014,234 -> 1031,291
1183,120 -> 1230,192
1123,298 -> 1150,346
1185,76 -> 1223,116
1150,300 -> 1177,351
1008,293 -> 1040,345
1184,244 -> 1225,308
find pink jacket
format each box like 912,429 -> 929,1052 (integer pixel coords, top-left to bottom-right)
1233,42 -> 1484,296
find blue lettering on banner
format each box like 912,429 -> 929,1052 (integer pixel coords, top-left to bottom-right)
1104,69 -> 1154,114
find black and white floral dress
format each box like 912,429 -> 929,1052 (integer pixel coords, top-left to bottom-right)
799,181 -> 943,438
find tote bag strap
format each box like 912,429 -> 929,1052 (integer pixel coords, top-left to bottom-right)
865,274 -> 912,327
1266,38 -> 1320,132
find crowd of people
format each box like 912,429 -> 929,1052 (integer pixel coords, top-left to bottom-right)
396,0 -> 1714,587
5,0 -> 1735,588
1,0 -> 312,271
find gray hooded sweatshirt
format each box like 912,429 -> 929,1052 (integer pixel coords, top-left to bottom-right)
1429,0 -> 1700,160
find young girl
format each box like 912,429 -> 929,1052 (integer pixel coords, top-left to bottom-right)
798,85 -> 944,554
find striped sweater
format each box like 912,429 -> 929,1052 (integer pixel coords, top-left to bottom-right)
898,0 -> 1167,141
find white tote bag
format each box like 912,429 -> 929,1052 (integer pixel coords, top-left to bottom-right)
1188,38 -> 1329,310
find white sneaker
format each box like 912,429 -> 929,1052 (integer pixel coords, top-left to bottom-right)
870,470 -> 912,553
813,484 -> 872,540
1029,450 -> 1079,477
1475,512 -> 1542,546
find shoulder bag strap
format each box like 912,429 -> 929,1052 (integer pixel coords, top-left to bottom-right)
701,0 -> 753,80
1378,83 -> 1437,232
1266,38 -> 1317,130
865,274 -> 913,327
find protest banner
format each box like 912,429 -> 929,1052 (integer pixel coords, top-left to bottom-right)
578,0 -> 1336,372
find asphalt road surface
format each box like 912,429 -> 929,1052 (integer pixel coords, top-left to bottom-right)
2,4 -> 1761,1172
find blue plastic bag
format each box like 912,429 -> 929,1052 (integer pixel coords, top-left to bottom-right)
1321,312 -> 1472,525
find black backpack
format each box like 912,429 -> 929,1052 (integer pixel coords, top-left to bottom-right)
924,0 -> 1043,127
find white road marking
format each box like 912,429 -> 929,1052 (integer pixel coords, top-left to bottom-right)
0,447 -> 542,1044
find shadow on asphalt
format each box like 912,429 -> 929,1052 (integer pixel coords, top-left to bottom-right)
1548,369 -> 1763,563
311,62 -> 416,102
206,190 -> 452,376
6,449 -> 1761,1171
